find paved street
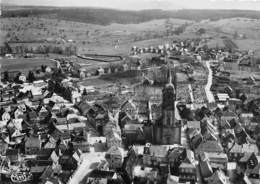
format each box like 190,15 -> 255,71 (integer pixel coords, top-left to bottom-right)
205,61 -> 215,103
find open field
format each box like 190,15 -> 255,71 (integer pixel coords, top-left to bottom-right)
2,12 -> 260,56
234,39 -> 260,54
1,58 -> 56,71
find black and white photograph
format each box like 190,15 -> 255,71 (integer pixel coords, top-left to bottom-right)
0,0 -> 260,183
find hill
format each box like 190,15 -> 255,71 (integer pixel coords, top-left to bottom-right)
2,6 -> 260,25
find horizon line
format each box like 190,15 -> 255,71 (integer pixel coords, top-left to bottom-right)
2,4 -> 260,12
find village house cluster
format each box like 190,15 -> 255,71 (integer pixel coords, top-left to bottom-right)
0,35 -> 260,184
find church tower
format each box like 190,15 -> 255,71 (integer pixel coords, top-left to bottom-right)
162,69 -> 176,127
153,67 -> 181,145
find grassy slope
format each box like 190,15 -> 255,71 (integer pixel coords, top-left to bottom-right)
2,7 -> 260,25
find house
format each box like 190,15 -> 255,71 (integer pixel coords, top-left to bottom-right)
72,149 -> 82,164
28,110 -> 38,122
9,118 -> 23,131
72,141 -> 90,153
44,136 -> 57,149
132,165 -> 159,184
201,152 -> 228,169
36,148 -> 55,162
196,140 -> 223,155
97,67 -> 105,75
19,73 -> 27,82
2,111 -> 11,121
179,162 -> 197,183
6,149 -> 19,163
80,70 -> 86,79
121,99 -> 138,119
59,151 -> 78,171
200,159 -> 213,179
187,121 -> 201,131
167,174 -> 179,184
123,123 -> 146,146
25,136 -> 41,154
228,143 -> 258,162
45,66 -> 52,73
239,153 -> 259,172
206,170 -> 229,184
143,144 -> 169,167
18,103 -> 27,112
86,170 -> 119,184
188,130 -> 203,150
39,166 -> 54,183
178,149 -> 197,182
0,140 -> 8,155
105,146 -> 124,169
38,106 -> 49,118
51,103 -> 60,113
55,122 -> 86,132
14,108 -> 24,119
71,90 -> 81,104
247,162 -> 260,182
221,111 -> 238,126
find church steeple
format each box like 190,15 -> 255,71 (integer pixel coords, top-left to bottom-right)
165,68 -> 175,91
163,68 -> 176,109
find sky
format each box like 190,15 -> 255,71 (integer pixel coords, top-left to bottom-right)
3,0 -> 260,10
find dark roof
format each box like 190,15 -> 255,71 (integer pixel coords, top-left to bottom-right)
88,170 -> 115,179
40,166 -> 53,180
6,149 -> 18,156
36,148 -> 55,158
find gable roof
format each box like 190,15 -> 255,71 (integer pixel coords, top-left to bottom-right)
197,140 -> 223,153
88,170 -> 116,179
25,136 -> 41,148
187,121 -> 200,129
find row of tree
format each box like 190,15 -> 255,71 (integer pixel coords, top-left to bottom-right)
6,44 -> 77,56
48,69 -> 72,102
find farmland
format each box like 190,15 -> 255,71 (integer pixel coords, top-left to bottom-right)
1,58 -> 56,71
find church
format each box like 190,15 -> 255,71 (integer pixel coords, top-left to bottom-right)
153,68 -> 181,145
142,67 -> 182,145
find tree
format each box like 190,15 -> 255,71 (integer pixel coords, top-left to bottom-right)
165,19 -> 173,37
28,71 -> 35,83
3,71 -> 9,82
14,72 -> 22,83
82,88 -> 87,96
233,31 -> 239,39
197,28 -> 206,35
41,65 -> 47,72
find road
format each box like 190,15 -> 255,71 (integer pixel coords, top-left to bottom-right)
188,84 -> 195,110
67,158 -> 91,184
67,152 -> 106,184
205,61 -> 215,103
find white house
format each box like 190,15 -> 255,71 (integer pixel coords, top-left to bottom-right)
38,106 -> 48,118
18,103 -> 27,112
51,103 -> 60,113
2,111 -> 11,121
19,73 -> 27,83
14,108 -> 23,119
45,66 -> 52,73
71,91 -> 81,104
97,67 -> 105,75
80,70 -> 86,79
